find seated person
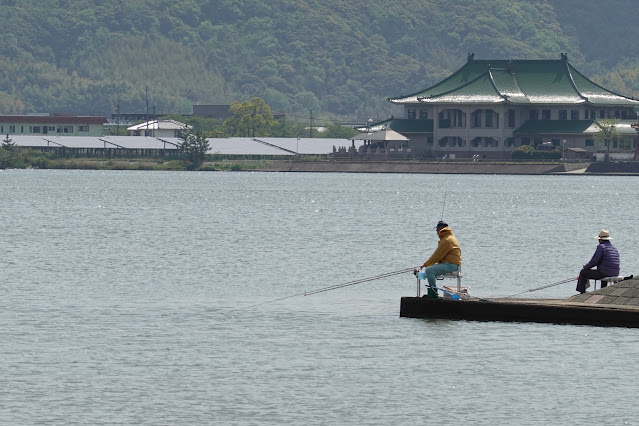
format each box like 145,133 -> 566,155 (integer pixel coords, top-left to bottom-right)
576,229 -> 620,294
416,221 -> 462,298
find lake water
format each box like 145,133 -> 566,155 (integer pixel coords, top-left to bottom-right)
2,169 -> 639,425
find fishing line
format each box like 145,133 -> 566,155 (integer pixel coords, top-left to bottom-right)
229,267 -> 414,312
440,190 -> 447,221
504,276 -> 578,298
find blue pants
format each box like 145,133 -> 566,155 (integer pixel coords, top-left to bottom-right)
425,263 -> 459,288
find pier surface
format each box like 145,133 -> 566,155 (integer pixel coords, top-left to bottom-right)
400,277 -> 639,328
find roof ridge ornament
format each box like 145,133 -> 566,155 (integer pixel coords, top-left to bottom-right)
467,52 -> 474,62
561,52 -> 568,62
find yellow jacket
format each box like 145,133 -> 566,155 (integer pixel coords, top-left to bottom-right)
423,226 -> 461,267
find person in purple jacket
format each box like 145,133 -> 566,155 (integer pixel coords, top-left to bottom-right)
576,229 -> 620,294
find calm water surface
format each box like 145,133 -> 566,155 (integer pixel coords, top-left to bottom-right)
1,169 -> 638,425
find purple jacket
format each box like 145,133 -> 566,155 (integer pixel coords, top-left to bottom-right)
584,241 -> 620,276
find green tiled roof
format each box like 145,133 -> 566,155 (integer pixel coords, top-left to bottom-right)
514,120 -> 597,134
417,70 -> 506,104
614,120 -> 639,135
357,118 -> 433,133
390,54 -> 639,107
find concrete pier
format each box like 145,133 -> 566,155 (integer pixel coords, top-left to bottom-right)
400,277 -> 639,328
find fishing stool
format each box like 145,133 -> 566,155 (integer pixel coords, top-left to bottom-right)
437,265 -> 462,292
416,266 -> 465,298
593,275 -> 624,290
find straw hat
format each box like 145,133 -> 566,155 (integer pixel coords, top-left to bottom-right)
595,229 -> 612,240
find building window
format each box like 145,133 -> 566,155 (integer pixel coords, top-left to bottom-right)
438,111 -> 450,128
438,137 -> 448,147
586,139 -> 594,146
0,126 -> 3,133
522,137 -> 530,146
529,110 -> 538,120
552,138 -> 560,146
407,109 -> 416,120
599,110 -> 605,118
508,109 -> 515,128
78,125 -> 89,132
486,110 -> 493,128
559,110 -> 567,120
452,110 -> 463,127
33,126 -> 41,133
472,110 -> 482,128
484,137 -> 498,147
9,125 -> 15,132
589,110 -> 596,119
419,109 -> 428,120
533,137 -> 542,147
63,126 -> 74,133
570,110 -> 579,120
542,110 -> 551,120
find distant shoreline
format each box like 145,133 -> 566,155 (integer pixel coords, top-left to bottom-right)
256,160 -> 582,175
13,159 -> 639,175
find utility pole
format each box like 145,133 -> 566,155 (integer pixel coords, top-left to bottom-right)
145,86 -> 149,137
116,100 -> 120,136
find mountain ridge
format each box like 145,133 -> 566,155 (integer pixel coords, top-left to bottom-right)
0,0 -> 637,121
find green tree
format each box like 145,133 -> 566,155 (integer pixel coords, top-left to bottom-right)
320,123 -> 358,139
270,117 -> 307,137
179,129 -> 209,169
594,118 -> 620,162
2,134 -> 15,149
223,97 -> 277,137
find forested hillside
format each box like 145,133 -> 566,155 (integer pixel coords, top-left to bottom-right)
0,0 -> 637,122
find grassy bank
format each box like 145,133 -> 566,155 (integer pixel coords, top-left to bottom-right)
0,151 -> 274,171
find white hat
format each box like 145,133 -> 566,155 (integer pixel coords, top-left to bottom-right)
595,229 -> 612,240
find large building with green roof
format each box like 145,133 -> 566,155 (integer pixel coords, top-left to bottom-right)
379,53 -> 639,160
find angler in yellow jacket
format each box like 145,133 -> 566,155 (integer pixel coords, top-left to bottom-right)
416,221 -> 462,297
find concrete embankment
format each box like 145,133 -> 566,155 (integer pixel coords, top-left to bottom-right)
257,160 -> 589,175
585,161 -> 639,174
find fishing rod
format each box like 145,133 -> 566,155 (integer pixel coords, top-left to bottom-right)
229,267 -> 414,312
440,190 -> 447,221
504,276 -> 578,298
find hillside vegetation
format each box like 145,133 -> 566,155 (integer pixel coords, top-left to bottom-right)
0,0 -> 638,122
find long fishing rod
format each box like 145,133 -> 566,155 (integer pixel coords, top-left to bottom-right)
504,276 -> 578,298
229,267 -> 414,312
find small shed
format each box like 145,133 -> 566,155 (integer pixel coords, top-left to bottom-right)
127,120 -> 191,138
564,147 -> 589,161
